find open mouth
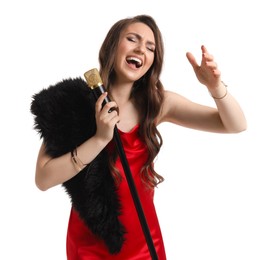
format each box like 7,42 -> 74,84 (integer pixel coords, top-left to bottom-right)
126,57 -> 143,68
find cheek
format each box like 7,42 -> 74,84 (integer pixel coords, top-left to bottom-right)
114,50 -> 125,67
115,44 -> 128,63
146,55 -> 154,69
117,41 -> 129,54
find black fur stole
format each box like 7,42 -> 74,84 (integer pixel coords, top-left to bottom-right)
30,78 -> 125,254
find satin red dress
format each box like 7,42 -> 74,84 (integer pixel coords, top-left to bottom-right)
66,125 -> 166,259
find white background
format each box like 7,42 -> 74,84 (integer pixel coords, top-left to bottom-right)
1,0 -> 261,259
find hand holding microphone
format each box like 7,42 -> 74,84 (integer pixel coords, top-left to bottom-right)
84,69 -> 119,143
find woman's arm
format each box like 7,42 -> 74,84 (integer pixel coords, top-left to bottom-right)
158,89 -> 246,133
35,92 -> 120,191
157,46 -> 247,133
35,135 -> 108,191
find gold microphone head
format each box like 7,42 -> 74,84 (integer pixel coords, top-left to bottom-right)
84,68 -> 103,89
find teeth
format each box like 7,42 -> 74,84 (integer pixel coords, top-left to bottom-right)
126,57 -> 142,66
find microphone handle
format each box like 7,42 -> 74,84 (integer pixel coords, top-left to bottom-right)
92,85 -> 111,105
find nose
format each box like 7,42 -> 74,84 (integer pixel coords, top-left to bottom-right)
135,42 -> 146,54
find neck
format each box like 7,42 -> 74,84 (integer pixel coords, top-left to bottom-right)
109,82 -> 140,132
110,82 -> 134,105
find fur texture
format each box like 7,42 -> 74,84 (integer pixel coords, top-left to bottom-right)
30,78 -> 126,254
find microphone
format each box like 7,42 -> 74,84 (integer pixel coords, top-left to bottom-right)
84,68 -> 111,107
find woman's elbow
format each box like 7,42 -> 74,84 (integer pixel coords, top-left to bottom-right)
238,124 -> 248,133
35,179 -> 50,191
35,173 -> 53,191
228,121 -> 248,133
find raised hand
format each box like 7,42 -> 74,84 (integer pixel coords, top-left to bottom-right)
186,45 -> 221,90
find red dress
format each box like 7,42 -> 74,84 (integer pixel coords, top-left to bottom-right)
66,125 -> 166,259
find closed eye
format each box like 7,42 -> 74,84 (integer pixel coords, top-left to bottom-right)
126,33 -> 155,52
147,45 -> 155,52
127,36 -> 137,43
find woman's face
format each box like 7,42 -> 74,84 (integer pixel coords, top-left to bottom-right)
114,22 -> 155,84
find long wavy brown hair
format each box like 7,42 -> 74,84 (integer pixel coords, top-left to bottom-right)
99,15 -> 165,189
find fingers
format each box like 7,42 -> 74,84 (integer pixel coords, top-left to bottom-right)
187,45 -> 221,86
94,93 -> 120,142
201,45 -> 221,77
186,45 -> 213,69
186,52 -> 199,70
101,103 -> 119,121
95,92 -> 116,110
212,69 -> 221,78
202,45 -> 218,67
201,45 -> 207,54
95,92 -> 108,112
201,45 -> 213,58
205,61 -> 217,70
95,92 -> 120,124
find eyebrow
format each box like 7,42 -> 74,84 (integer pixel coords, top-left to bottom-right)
126,32 -> 155,46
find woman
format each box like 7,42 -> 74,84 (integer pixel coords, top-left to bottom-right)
34,15 -> 247,259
